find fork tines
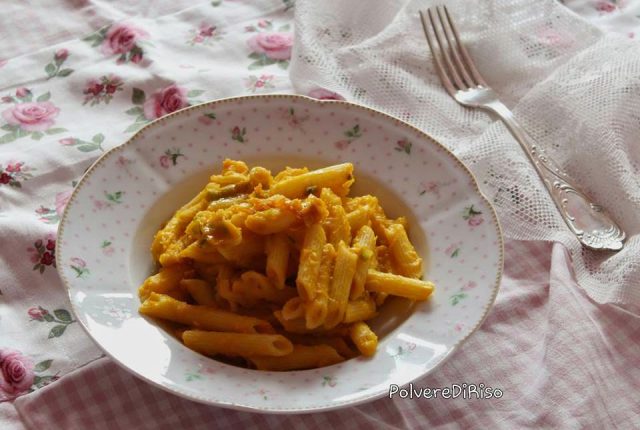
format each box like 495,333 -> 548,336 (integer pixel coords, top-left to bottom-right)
419,5 -> 486,95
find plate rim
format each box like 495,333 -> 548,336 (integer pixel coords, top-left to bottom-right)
56,93 -> 504,413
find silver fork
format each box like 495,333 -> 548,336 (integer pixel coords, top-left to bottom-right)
419,5 -> 625,251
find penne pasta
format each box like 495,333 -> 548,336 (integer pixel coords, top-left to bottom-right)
346,205 -> 370,232
365,269 -> 434,301
140,293 -> 274,333
245,207 -> 297,235
138,160 -> 435,369
265,233 -> 290,288
270,163 -> 354,199
249,344 -> 344,371
349,322 -> 378,357
320,188 -> 352,246
180,279 -> 217,306
232,271 -> 297,306
139,264 -> 189,301
281,297 -> 305,321
183,330 -> 293,358
304,243 -> 334,329
344,295 -> 377,323
351,225 -> 377,300
296,223 -> 326,301
387,223 -> 423,278
325,241 -> 358,328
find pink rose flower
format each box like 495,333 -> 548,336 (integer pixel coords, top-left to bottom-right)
257,20 -> 270,29
1,101 -> 60,132
468,217 -> 484,227
159,155 -> 171,168
101,23 -> 148,56
596,1 -> 616,12
462,281 -> 477,291
334,140 -> 350,150
55,189 -> 73,217
308,88 -> 344,101
198,115 -> 213,126
55,48 -> 69,61
130,53 -> 143,64
143,84 -> 189,120
85,79 -> 104,96
15,87 -> 31,98
247,32 -> 293,60
199,24 -> 215,37
0,349 -> 34,398
59,138 -> 76,146
28,307 -> 48,321
0,59 -> 7,68
5,162 -> 23,173
70,257 -> 86,267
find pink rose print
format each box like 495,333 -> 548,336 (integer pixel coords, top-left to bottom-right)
282,107 -> 309,129
84,23 -> 149,65
595,1 -> 616,13
125,85 -> 203,133
102,23 -> 148,56
58,133 -> 105,153
334,140 -> 350,150
55,49 -> 69,61
231,126 -> 247,143
1,89 -> 66,142
198,112 -> 217,126
28,234 -> 57,273
187,23 -> 224,45
245,20 -> 274,33
70,257 -> 90,278
463,205 -> 483,227
245,74 -> 276,93
83,75 -> 123,106
462,281 -> 477,291
0,59 -> 7,68
101,240 -> 115,256
0,161 -> 34,188
248,32 -> 292,60
45,49 -> 74,79
55,189 -> 73,217
0,349 -> 34,400
93,191 -> 124,210
394,139 -> 412,154
322,376 -> 337,387
35,189 -> 73,224
308,88 -> 344,101
15,88 -> 31,98
159,148 -> 185,168
445,242 -> 462,258
334,124 -> 362,150
28,306 -> 49,321
2,101 -> 59,132
247,32 -> 293,69
143,84 -> 189,120
28,306 -> 76,338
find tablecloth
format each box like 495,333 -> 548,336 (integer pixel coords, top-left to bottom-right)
1,0 -> 640,429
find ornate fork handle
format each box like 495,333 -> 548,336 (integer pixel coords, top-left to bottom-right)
487,99 -> 625,251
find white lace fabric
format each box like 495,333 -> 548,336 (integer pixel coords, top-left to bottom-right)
290,0 -> 640,310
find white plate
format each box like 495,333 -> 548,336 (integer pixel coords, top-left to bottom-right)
57,95 -> 503,413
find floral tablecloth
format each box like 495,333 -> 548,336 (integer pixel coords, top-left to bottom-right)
1,0 -> 640,429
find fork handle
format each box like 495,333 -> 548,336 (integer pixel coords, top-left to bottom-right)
486,100 -> 625,251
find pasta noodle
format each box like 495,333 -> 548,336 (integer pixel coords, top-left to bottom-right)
138,160 -> 435,371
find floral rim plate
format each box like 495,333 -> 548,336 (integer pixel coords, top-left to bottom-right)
57,94 -> 503,413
